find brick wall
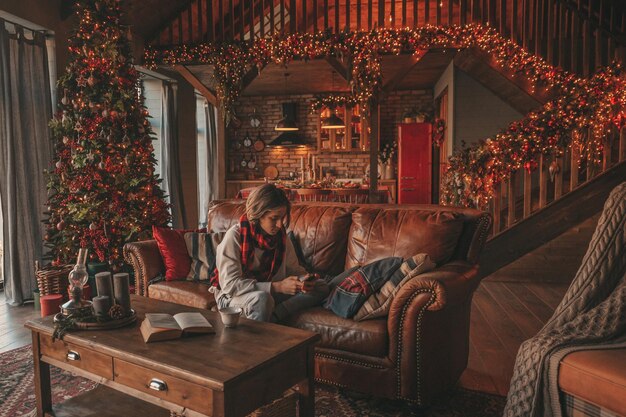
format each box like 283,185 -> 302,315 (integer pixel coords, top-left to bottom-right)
228,89 -> 433,179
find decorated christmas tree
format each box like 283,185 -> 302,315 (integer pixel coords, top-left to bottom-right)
45,0 -> 170,269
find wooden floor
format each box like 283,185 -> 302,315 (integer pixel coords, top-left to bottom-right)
0,279 -> 568,397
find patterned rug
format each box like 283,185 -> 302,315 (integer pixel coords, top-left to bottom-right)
1,345 -> 505,417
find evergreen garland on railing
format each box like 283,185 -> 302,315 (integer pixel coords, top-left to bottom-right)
145,24 -> 626,209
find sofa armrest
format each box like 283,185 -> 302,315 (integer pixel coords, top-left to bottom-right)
386,260 -> 481,401
123,240 -> 164,296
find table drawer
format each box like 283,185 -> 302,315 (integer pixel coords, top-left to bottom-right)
113,358 -> 213,415
39,335 -> 113,379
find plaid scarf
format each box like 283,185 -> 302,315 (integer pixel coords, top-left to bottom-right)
210,214 -> 286,288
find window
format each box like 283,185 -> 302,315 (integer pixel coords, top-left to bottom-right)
141,75 -> 165,182
196,94 -> 218,228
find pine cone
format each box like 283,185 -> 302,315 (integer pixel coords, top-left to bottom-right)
108,304 -> 125,320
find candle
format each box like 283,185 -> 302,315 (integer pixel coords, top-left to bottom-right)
300,156 -> 304,171
95,272 -> 113,298
92,295 -> 111,317
312,156 -> 316,172
113,273 -> 131,313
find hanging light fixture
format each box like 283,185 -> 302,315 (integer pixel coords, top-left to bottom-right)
275,73 -> 299,131
321,70 -> 345,130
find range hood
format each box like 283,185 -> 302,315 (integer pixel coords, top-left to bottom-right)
269,103 -> 307,147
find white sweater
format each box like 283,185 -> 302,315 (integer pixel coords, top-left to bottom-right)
212,224 -> 308,299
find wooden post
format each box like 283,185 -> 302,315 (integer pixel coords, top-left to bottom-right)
369,103 -> 380,203
554,154 -> 563,199
206,0 -> 215,42
602,135 -> 612,172
620,126 -> 626,162
523,168 -> 532,218
570,143 -> 579,190
460,0 -> 467,25
507,172 -> 517,228
246,0 -> 255,43
290,0 -> 297,33
539,154 -> 548,208
217,107 -> 227,199
492,182 -> 502,235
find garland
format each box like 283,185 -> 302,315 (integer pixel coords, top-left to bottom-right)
309,94 -> 358,113
440,64 -> 626,208
145,25 -> 626,209
145,24 -> 578,122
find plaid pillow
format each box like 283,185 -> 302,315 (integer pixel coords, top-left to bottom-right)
325,257 -> 404,319
184,232 -> 225,281
353,253 -> 435,321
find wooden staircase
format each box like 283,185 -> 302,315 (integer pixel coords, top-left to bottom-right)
479,158 -> 626,278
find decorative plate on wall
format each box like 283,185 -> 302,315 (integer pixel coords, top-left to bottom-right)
253,134 -> 265,151
264,165 -> 279,180
243,133 -> 253,148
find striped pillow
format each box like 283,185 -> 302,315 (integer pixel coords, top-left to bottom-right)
184,232 -> 225,282
353,253 -> 435,321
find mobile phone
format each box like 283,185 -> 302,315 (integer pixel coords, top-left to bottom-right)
298,274 -> 314,282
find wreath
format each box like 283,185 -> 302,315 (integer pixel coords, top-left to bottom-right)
432,118 -> 446,147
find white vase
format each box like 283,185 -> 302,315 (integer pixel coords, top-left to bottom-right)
384,163 -> 395,180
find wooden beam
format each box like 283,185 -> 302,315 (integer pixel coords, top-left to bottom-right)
174,65 -> 218,106
381,50 -> 427,94
241,63 -> 266,91
324,56 -> 349,81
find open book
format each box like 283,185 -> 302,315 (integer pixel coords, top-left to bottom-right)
140,312 -> 215,343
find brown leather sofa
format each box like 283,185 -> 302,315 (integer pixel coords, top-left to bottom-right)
124,201 -> 491,406
558,349 -> 626,416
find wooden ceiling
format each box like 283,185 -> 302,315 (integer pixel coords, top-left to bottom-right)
181,49 -> 454,97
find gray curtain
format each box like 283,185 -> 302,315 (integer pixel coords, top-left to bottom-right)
161,81 -> 186,228
0,21 -> 53,305
204,100 -> 218,213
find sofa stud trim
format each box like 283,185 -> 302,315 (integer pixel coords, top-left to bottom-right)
396,288 -> 437,405
315,352 -> 386,369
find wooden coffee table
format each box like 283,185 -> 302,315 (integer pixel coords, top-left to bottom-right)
25,295 -> 320,417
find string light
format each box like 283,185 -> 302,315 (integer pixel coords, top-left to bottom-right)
145,24 -> 626,211
45,0 -> 171,266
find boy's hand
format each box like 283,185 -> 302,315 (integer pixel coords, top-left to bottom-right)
272,276 -> 302,295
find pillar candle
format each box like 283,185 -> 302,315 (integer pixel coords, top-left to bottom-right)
113,273 -> 131,313
300,156 -> 304,171
92,295 -> 111,317
312,156 -> 316,172
95,272 -> 113,298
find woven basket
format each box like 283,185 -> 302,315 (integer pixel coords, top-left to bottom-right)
35,263 -> 73,300
169,389 -> 297,417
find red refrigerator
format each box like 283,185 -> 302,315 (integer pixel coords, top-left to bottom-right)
398,123 -> 432,204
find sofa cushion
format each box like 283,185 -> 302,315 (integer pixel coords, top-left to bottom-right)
287,307 -> 388,357
183,232 -> 225,281
558,349 -> 626,417
325,257 -> 403,318
289,204 -> 356,276
354,253 -> 436,321
153,226 -> 206,281
148,281 -> 216,310
345,208 -> 464,270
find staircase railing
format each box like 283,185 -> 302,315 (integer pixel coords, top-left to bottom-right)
149,0 -> 626,76
490,127 -> 626,236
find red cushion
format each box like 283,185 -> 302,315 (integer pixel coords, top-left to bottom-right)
152,226 -> 205,281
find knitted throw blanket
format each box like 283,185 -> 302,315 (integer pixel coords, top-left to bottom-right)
503,182 -> 626,417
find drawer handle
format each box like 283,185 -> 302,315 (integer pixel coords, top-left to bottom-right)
401,176 -> 415,180
66,350 -> 81,361
149,378 -> 168,392
403,188 -> 415,191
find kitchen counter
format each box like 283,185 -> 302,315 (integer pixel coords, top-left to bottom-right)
225,179 -> 398,203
